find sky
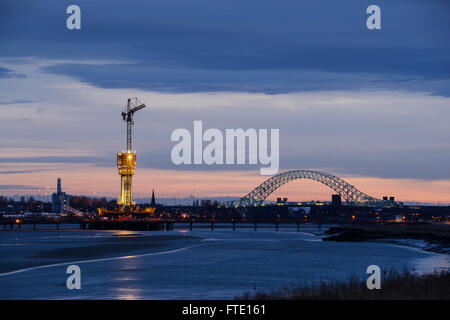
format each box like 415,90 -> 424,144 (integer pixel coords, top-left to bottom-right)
0,0 -> 449,203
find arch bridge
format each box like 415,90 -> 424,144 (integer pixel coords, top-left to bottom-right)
228,170 -> 395,208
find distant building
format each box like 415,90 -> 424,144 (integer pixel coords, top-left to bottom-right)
276,197 -> 288,204
332,194 -> 342,206
51,178 -> 70,214
150,189 -> 156,207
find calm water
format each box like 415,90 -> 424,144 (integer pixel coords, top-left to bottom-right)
0,224 -> 448,299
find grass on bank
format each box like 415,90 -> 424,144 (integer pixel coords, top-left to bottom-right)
236,270 -> 450,300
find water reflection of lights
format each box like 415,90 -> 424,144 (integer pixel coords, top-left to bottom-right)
112,230 -> 142,237
114,288 -> 142,300
120,255 -> 137,259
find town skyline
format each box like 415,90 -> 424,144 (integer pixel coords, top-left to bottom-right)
1,1 -> 449,203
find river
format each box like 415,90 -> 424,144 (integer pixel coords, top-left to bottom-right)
0,223 -> 448,299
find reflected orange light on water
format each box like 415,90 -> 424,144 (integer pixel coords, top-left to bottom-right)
114,288 -> 142,300
120,255 -> 137,259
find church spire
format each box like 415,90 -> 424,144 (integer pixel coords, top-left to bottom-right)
150,189 -> 156,207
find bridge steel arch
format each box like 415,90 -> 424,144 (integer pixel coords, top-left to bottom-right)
232,170 -> 390,207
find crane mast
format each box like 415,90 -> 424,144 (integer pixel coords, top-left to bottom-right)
127,117 -> 132,152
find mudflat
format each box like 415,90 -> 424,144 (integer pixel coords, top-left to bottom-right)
0,230 -> 201,274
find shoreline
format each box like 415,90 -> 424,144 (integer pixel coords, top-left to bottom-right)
237,269 -> 450,300
323,224 -> 450,254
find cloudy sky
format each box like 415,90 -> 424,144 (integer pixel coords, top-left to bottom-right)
0,0 -> 449,203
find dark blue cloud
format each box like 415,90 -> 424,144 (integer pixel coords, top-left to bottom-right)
0,185 -> 43,190
42,62 -> 450,95
0,156 -> 109,164
282,149 -> 450,180
0,169 -> 51,175
1,0 -> 449,94
0,67 -> 25,78
133,146 -> 450,180
0,98 -> 41,104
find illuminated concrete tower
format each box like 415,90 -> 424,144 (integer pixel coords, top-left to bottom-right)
117,98 -> 146,213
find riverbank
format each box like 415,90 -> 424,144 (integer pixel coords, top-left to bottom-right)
237,270 -> 450,300
322,223 -> 450,254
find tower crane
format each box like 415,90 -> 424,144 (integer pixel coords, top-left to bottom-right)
117,98 -> 147,213
121,98 -> 146,152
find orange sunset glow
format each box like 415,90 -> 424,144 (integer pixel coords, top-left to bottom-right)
2,162 -> 449,204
